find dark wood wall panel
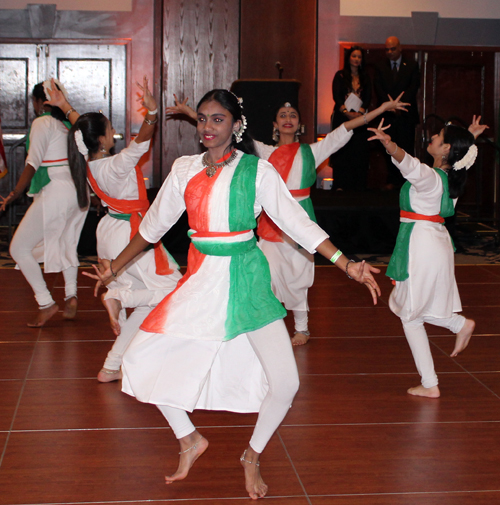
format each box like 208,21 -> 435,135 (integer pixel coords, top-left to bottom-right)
240,0 -> 317,143
161,0 -> 240,178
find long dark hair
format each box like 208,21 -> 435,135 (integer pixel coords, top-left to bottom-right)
341,46 -> 369,94
68,112 -> 108,209
196,89 -> 256,156
32,82 -> 66,123
443,124 -> 475,199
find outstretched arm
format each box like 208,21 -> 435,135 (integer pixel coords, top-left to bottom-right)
135,75 -> 159,144
165,94 -> 197,121
343,92 -> 409,132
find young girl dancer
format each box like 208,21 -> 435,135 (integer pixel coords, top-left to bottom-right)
0,79 -> 87,327
368,116 -> 487,398
49,76 -> 182,382
166,93 -> 408,345
91,89 -> 381,500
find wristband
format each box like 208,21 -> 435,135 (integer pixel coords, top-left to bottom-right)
330,250 -> 342,264
147,109 -> 158,115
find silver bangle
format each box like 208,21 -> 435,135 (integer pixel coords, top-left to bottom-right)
345,259 -> 355,279
65,108 -> 76,119
386,143 -> 398,156
363,111 -> 368,125
144,116 -> 158,125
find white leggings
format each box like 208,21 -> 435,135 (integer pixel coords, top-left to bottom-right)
402,314 -> 466,388
157,318 -> 299,453
293,310 -> 308,333
10,207 -> 77,307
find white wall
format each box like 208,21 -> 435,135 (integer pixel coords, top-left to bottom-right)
340,0 -> 500,19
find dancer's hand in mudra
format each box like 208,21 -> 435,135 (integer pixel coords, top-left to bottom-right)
381,92 -> 410,113
368,118 -> 392,146
347,260 -> 381,305
82,258 -> 113,297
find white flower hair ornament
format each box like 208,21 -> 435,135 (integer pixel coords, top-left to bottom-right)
43,78 -> 69,101
453,144 -> 478,171
74,130 -> 89,161
233,114 -> 247,143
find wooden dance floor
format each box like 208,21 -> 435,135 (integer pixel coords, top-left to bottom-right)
1,264 -> 500,504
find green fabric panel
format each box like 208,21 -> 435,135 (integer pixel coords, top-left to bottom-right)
28,166 -> 51,194
228,154 -> 258,232
225,244 -> 286,341
299,143 -> 317,189
436,168 -> 455,218
224,153 -> 286,340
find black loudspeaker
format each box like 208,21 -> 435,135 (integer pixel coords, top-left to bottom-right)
231,79 -> 301,145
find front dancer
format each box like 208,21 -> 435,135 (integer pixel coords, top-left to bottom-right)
92,89 -> 381,500
368,116 -> 487,398
166,93 -> 408,345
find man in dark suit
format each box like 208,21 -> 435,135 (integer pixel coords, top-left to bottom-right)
375,36 -> 420,189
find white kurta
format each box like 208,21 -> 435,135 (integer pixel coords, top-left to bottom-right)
88,139 -> 182,297
254,125 -> 353,311
25,115 -> 88,272
389,153 -> 462,321
121,151 -> 328,412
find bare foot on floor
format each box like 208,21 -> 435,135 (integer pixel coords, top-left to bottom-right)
291,332 -> 310,346
97,368 -> 123,383
27,303 -> 59,328
407,385 -> 441,398
240,447 -> 268,500
101,293 -> 122,336
165,432 -> 208,484
63,296 -> 78,319
451,318 -> 475,357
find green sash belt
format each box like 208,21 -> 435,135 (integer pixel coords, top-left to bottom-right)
190,233 -> 258,257
386,169 -> 455,282
28,166 -> 51,195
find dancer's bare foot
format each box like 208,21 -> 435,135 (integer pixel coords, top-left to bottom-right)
97,367 -> 123,383
451,318 -> 475,357
291,331 -> 310,346
407,385 -> 441,398
101,293 -> 122,336
240,446 -> 268,500
63,296 -> 78,319
27,303 -> 59,327
165,431 -> 208,484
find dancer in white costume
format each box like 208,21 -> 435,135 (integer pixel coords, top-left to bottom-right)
0,79 -> 87,327
166,94 -> 408,345
368,116 -> 487,398
92,89 -> 381,500
50,76 -> 182,382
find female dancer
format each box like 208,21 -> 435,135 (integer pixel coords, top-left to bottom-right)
166,92 -> 407,345
91,89 -> 381,500
49,76 -> 182,382
368,116 -> 487,398
0,79 -> 87,327
330,45 -> 372,191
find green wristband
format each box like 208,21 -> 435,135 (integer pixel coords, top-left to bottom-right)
330,250 -> 342,264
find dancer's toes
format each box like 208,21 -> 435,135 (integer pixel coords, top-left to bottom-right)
27,303 -> 59,327
291,331 -> 310,346
451,318 -> 475,357
165,434 -> 208,484
240,449 -> 268,500
97,367 -> 122,383
101,294 -> 122,336
63,296 -> 78,320
407,385 -> 440,398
